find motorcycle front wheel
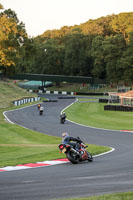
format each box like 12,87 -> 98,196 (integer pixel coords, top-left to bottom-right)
66,151 -> 79,164
87,152 -> 93,162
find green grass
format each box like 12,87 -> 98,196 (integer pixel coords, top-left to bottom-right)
77,98 -> 98,102
65,101 -> 133,130
0,123 -> 110,167
0,118 -> 64,167
58,192 -> 133,200
0,80 -> 37,109
0,145 -> 63,167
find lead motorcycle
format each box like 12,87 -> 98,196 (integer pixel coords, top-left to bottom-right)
39,107 -> 44,115
59,138 -> 93,164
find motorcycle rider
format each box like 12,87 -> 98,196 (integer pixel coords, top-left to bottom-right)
62,132 -> 82,151
60,112 -> 66,120
37,103 -> 41,110
39,106 -> 44,115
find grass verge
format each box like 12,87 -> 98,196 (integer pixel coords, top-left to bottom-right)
0,123 -> 110,167
65,101 -> 133,130
58,192 -> 133,200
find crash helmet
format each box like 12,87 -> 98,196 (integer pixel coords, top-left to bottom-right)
62,132 -> 69,138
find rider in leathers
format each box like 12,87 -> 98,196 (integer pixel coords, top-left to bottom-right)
62,132 -> 82,151
60,112 -> 66,120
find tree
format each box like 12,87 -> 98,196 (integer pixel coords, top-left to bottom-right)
16,37 -> 38,73
30,38 -> 65,75
0,3 -> 3,9
91,35 -> 106,79
64,32 -> 89,76
118,32 -> 133,82
111,12 -> 133,39
102,34 -> 126,82
0,9 -> 27,74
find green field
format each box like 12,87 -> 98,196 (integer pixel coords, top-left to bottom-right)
59,192 -> 133,200
0,80 -> 37,109
65,100 -> 133,131
0,123 -> 109,167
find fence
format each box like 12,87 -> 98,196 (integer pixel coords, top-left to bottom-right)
13,96 -> 40,106
104,105 -> 133,112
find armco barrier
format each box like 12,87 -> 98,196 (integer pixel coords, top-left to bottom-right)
28,89 -> 74,95
28,89 -> 108,96
58,96 -> 76,99
43,100 -> 58,102
76,92 -> 108,96
99,99 -> 119,103
99,99 -> 109,103
13,96 -> 40,106
104,105 -> 133,112
45,91 -> 74,95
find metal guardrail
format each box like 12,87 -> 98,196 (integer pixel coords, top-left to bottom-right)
13,96 -> 40,106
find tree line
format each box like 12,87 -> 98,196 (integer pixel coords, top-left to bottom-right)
0,3 -> 133,84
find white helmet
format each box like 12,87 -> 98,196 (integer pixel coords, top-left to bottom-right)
62,132 -> 69,138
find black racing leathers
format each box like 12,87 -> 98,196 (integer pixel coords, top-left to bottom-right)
62,136 -> 82,150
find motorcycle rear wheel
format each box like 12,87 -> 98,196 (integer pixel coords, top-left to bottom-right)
60,120 -> 64,124
66,151 -> 79,164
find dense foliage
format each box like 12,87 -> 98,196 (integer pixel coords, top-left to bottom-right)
0,3 -> 133,84
0,6 -> 28,75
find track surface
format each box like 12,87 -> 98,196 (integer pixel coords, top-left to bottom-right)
1,94 -> 133,200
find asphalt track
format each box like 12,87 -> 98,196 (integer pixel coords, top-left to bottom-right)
1,94 -> 133,200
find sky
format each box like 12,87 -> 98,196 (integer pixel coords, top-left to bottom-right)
0,0 -> 133,37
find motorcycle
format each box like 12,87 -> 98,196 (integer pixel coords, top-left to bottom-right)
39,110 -> 43,115
60,115 -> 66,124
58,139 -> 93,164
39,107 -> 44,115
